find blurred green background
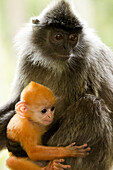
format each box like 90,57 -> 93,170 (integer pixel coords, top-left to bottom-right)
0,0 -> 113,169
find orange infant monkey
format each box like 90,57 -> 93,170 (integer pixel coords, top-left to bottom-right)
6,81 -> 90,170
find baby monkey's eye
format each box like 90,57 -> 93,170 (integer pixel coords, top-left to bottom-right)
51,106 -> 55,111
41,109 -> 47,114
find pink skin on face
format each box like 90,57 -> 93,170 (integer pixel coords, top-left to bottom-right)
41,108 -> 54,125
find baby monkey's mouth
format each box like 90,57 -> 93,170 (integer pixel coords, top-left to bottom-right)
43,119 -> 52,125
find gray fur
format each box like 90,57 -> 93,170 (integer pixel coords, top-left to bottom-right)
0,0 -> 113,169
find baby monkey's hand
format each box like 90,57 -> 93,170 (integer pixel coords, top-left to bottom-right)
65,142 -> 91,157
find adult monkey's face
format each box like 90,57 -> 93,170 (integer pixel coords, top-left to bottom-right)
31,0 -> 83,62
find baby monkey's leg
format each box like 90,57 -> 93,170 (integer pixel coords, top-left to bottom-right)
6,156 -> 71,170
6,156 -> 43,170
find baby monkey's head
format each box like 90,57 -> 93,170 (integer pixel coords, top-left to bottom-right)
16,81 -> 56,126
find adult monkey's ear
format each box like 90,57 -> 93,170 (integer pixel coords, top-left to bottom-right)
15,101 -> 28,117
32,19 -> 40,25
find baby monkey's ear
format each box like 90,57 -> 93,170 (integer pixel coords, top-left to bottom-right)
32,19 -> 40,25
15,101 -> 28,117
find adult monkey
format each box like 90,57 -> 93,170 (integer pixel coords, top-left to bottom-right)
0,0 -> 113,169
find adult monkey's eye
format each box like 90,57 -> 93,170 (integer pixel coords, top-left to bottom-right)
51,32 -> 63,43
55,33 -> 63,40
69,34 -> 78,42
41,109 -> 47,114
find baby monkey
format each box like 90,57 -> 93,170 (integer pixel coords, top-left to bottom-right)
6,81 -> 90,170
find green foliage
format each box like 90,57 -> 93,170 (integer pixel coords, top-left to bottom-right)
93,0 -> 113,48
0,0 -> 11,45
0,150 -> 9,170
24,0 -> 52,18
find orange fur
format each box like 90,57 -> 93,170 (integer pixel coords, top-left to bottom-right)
7,157 -> 43,170
21,81 -> 56,107
6,81 -> 90,170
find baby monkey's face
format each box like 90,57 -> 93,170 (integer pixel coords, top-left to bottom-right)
31,104 -> 55,126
